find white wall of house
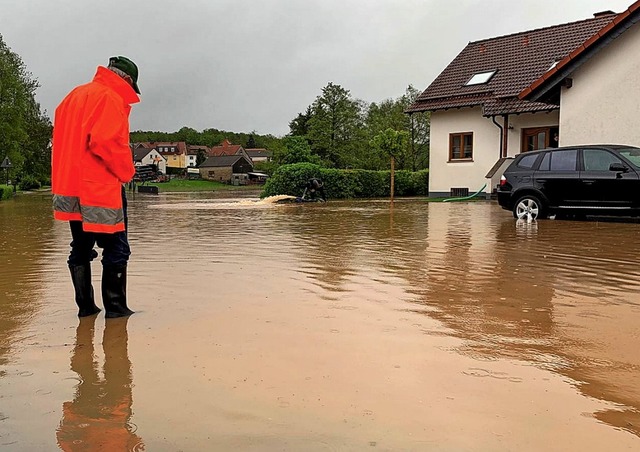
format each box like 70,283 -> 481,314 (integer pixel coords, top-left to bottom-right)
136,150 -> 167,174
431,108 -> 562,196
187,154 -> 197,167
559,22 -> 640,147
430,107 -> 500,196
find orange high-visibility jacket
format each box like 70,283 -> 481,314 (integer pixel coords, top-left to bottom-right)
52,66 -> 139,233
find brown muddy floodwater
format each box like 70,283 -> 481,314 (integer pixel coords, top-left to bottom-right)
1,191 -> 640,451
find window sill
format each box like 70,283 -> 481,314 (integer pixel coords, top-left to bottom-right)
448,158 -> 474,163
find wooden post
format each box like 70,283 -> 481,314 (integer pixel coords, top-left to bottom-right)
390,156 -> 395,201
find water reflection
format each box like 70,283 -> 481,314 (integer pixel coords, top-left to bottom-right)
0,195 -> 54,368
2,193 -> 640,448
276,200 -> 640,437
56,317 -> 144,451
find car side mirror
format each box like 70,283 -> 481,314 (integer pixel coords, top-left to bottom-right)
609,162 -> 628,172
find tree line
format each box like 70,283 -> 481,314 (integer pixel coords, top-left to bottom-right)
0,34 -> 52,189
1,33 -> 430,191
284,82 -> 430,172
133,82 -> 430,174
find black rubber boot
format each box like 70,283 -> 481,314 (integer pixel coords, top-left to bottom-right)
102,264 -> 134,318
69,264 -> 101,317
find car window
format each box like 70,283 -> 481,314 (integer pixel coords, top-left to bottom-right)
517,154 -> 538,169
583,149 -> 623,171
618,147 -> 640,168
549,149 -> 577,171
538,152 -> 551,171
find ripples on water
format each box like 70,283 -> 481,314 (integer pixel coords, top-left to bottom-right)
2,192 -> 640,447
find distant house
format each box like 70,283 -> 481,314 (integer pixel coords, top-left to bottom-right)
407,3 -> 640,197
135,142 -> 188,170
133,146 -> 167,174
209,139 -> 252,162
245,148 -> 273,162
186,144 -> 210,168
198,155 -> 254,183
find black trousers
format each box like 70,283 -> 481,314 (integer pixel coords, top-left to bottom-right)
67,187 -> 130,267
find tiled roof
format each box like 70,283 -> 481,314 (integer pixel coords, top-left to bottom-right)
482,98 -> 558,116
133,148 -> 153,161
136,141 -> 187,155
199,155 -> 251,168
246,148 -> 272,158
209,141 -> 244,157
407,12 -> 618,115
186,145 -> 210,155
520,1 -> 640,100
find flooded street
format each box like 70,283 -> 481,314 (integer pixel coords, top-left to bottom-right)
1,191 -> 640,451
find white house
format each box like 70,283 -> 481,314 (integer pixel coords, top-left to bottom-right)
133,147 -> 167,174
407,2 -> 640,197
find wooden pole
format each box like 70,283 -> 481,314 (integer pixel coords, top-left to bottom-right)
390,156 -> 395,201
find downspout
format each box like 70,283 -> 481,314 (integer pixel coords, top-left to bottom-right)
491,116 -> 503,159
502,114 -> 509,158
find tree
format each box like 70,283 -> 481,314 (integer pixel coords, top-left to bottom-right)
364,85 -> 430,171
0,34 -> 51,184
196,149 -> 208,166
274,136 -> 321,165
246,134 -> 257,149
307,82 -> 366,168
370,128 -> 409,161
288,105 -> 312,137
404,85 -> 430,171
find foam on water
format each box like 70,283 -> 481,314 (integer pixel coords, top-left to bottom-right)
148,194 -> 298,210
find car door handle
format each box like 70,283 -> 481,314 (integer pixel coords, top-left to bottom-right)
582,180 -> 595,185
536,179 -> 547,182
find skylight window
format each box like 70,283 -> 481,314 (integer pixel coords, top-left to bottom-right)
465,70 -> 496,86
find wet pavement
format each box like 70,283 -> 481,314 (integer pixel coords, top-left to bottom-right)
1,191 -> 639,451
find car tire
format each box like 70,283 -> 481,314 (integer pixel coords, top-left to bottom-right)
513,194 -> 546,221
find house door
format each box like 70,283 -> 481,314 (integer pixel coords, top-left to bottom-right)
522,127 -> 559,152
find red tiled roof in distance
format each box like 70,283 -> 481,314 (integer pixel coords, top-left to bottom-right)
209,145 -> 244,157
208,139 -> 245,157
186,145 -> 210,155
408,13 -> 618,114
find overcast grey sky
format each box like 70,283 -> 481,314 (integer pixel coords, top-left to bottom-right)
0,0 -> 633,136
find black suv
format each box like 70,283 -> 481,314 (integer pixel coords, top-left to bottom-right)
497,144 -> 640,220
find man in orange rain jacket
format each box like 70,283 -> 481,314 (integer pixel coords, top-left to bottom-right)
52,56 -> 141,318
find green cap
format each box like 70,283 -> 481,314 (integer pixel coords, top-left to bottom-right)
108,56 -> 140,94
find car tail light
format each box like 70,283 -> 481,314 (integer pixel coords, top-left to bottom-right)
499,175 -> 507,187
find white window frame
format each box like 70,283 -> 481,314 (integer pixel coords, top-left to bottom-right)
465,70 -> 497,86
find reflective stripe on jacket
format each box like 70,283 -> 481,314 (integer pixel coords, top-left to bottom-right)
52,66 -> 139,233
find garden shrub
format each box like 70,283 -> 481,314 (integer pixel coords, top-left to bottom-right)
0,186 -> 13,200
18,175 -> 41,191
261,163 -> 428,199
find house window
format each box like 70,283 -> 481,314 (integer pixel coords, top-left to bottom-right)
522,127 -> 559,151
465,70 -> 496,86
449,133 -> 473,160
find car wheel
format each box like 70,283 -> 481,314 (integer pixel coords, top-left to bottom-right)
513,195 -> 546,221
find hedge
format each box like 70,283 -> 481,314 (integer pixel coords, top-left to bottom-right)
18,175 -> 41,191
0,186 -> 13,201
260,163 -> 428,199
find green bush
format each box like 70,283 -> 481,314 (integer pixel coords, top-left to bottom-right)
18,175 -> 41,191
261,163 -> 428,199
261,163 -> 322,198
0,186 -> 13,200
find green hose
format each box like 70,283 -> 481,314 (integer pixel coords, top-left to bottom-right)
442,184 -> 487,202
